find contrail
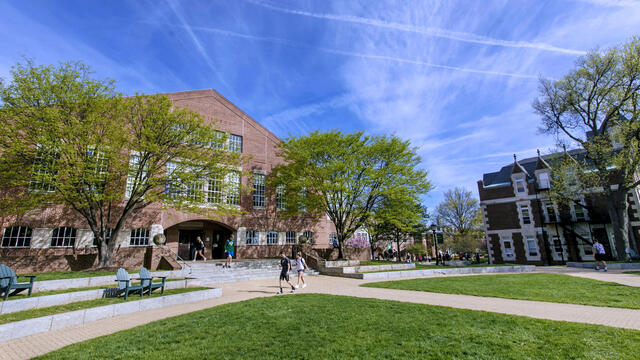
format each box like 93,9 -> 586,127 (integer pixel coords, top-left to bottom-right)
246,0 -> 587,56
176,24 -> 540,80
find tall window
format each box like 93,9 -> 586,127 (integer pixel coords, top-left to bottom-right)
51,227 -> 76,247
229,135 -> 243,153
130,228 -> 149,246
165,161 -> 180,198
286,231 -> 297,244
226,171 -> 240,206
266,231 -> 278,245
298,188 -> 307,212
29,146 -> 59,192
125,154 -> 148,198
86,148 -> 108,190
537,173 -> 550,189
186,179 -> 204,201
246,230 -> 259,245
544,202 -> 557,223
303,231 -> 314,244
515,177 -> 526,193
502,239 -> 514,259
1,226 -> 32,248
329,233 -> 338,247
276,185 -> 286,210
519,205 -> 531,225
207,175 -> 223,204
574,203 -> 586,221
526,236 -> 538,256
253,174 -> 265,208
552,236 -> 563,257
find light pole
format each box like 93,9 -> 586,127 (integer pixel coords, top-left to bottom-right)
430,224 -> 439,266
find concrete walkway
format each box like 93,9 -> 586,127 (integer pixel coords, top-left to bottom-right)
536,266 -> 640,287
2,272 -> 640,359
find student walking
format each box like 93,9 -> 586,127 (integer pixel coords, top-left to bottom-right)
592,240 -> 608,272
224,236 -> 234,268
193,236 -> 206,262
277,252 -> 296,294
294,252 -> 308,289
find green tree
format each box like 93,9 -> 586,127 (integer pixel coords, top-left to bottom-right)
269,130 -> 431,259
533,37 -> 640,260
436,187 -> 482,235
0,60 -> 244,268
368,196 -> 424,261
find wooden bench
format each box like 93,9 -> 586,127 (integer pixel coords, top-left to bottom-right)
115,268 -> 144,300
139,267 -> 166,296
0,265 -> 36,301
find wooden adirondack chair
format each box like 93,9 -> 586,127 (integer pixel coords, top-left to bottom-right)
0,265 -> 36,301
139,267 -> 166,296
115,268 -> 144,300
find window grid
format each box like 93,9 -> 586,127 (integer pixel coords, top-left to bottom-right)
253,174 -> 265,208
545,202 -> 557,223
303,231 -> 314,244
552,236 -> 563,256
29,147 -> 59,192
165,162 -> 180,199
130,228 -> 150,246
125,155 -> 145,198
526,237 -> 537,256
51,227 -> 76,247
537,173 -> 550,189
1,226 -> 32,248
229,135 -> 243,153
246,230 -> 259,245
515,178 -> 526,193
286,231 -> 297,244
574,203 -> 586,221
520,205 -> 531,225
207,175 -> 224,204
266,231 -> 278,245
276,185 -> 286,210
226,171 -> 240,206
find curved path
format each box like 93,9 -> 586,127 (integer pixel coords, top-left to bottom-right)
1,271 -> 640,360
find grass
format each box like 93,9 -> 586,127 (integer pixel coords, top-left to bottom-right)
624,271 -> 640,275
1,278 -> 187,302
0,287 -> 208,325
37,294 -> 640,360
21,269 -> 166,282
364,273 -> 640,309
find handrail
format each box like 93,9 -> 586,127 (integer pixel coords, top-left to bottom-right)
163,246 -> 192,275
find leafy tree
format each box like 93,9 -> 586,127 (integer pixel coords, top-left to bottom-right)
269,130 -> 431,259
0,60 -> 244,268
368,196 -> 424,261
436,187 -> 481,235
533,37 -> 640,259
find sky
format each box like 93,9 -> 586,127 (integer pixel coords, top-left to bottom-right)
1,0 -> 639,210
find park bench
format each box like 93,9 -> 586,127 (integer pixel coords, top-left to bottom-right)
0,264 -> 36,301
115,268 -> 144,300
139,266 -> 166,296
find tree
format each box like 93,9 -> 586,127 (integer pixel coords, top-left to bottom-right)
368,195 -> 424,261
0,60 -> 244,268
269,130 -> 432,259
533,37 -> 640,260
436,187 -> 481,235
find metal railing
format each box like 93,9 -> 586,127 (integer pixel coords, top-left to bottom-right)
163,246 -> 192,275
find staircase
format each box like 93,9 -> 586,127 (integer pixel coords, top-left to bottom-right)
184,259 -> 319,285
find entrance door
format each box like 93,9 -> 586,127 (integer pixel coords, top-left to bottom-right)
178,229 -> 204,260
592,227 -> 613,260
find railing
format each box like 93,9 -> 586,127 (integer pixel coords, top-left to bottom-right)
163,246 -> 192,275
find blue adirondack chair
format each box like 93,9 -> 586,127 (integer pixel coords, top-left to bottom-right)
0,265 -> 36,301
115,268 -> 144,300
139,267 -> 166,296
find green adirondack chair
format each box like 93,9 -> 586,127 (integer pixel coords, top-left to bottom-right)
139,267 -> 166,296
115,268 -> 144,300
0,265 -> 36,301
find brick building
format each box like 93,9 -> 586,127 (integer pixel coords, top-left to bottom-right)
478,150 -> 640,265
0,89 -> 339,272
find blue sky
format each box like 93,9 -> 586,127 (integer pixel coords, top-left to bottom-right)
1,0 -> 639,210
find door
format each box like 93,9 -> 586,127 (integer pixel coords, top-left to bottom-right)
211,231 -> 230,259
592,227 -> 613,260
178,230 -> 204,260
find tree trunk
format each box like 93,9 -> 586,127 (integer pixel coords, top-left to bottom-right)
338,240 -> 345,260
98,238 -> 114,268
606,190 -> 630,261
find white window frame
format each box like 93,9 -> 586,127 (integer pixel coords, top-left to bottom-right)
500,236 -> 515,261
253,174 -> 266,208
276,185 -> 286,211
285,231 -> 297,244
1,226 -> 32,248
29,145 -> 59,193
129,228 -> 150,246
537,172 -> 550,189
266,231 -> 278,245
515,177 -> 526,193
519,204 -> 532,225
543,201 -> 558,223
51,227 -> 76,247
303,231 -> 314,244
245,230 -> 259,245
525,236 -> 538,257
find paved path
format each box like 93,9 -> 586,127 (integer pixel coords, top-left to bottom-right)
2,272 -> 640,359
536,266 -> 640,287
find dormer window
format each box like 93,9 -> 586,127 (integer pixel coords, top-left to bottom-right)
538,173 -> 550,189
515,177 -> 526,193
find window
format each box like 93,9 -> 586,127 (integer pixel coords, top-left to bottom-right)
266,231 -> 278,245
276,185 -> 286,211
93,228 -> 113,247
130,228 -> 149,246
552,236 -> 563,256
126,155 -> 141,198
186,179 -> 204,201
207,175 -> 223,204
574,203 -> 586,221
502,239 -> 514,259
526,236 -> 538,256
86,148 -> 108,191
298,188 -> 307,212
229,135 -> 243,153
515,177 -> 526,193
329,233 -> 338,247
286,231 -> 297,244
51,227 -> 76,247
165,161 -> 180,198
29,146 -> 59,192
303,231 -> 314,244
246,230 -> 259,245
537,173 -> 550,189
519,205 -> 531,225
544,202 -> 557,223
583,242 -> 593,255
253,174 -> 265,208
226,171 -> 240,206
1,226 -> 32,248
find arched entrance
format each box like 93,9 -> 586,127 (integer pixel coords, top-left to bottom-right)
164,220 -> 235,260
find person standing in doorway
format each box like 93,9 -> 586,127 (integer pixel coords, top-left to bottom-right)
224,236 -> 234,268
277,252 -> 296,294
592,240 -> 608,272
193,236 -> 206,262
294,252 -> 308,289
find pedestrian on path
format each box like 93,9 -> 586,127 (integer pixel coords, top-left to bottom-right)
277,252 -> 296,294
193,236 -> 206,262
224,236 -> 234,268
592,240 -> 608,272
294,252 -> 308,289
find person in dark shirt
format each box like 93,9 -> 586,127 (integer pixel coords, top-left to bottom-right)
277,252 -> 296,294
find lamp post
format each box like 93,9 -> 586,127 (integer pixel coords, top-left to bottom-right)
430,224 -> 439,266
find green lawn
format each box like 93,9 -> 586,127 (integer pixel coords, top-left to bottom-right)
22,269 -> 166,282
0,287 -> 207,325
624,271 -> 640,275
37,294 -> 640,360
364,273 -> 640,309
